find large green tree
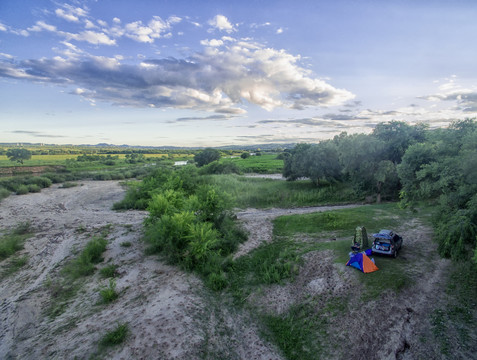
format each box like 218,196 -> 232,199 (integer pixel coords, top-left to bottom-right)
194,148 -> 221,167
6,148 -> 32,164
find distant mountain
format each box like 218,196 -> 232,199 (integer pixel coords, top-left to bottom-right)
0,142 -> 298,151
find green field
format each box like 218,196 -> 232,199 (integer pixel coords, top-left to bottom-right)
221,154 -> 284,173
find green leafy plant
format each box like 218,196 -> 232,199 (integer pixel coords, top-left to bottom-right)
99,279 -> 119,304
100,323 -> 129,346
100,264 -> 119,278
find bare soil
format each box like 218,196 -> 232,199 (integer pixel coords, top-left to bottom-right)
0,180 -> 466,359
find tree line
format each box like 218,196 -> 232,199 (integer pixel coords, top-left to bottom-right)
283,119 -> 477,263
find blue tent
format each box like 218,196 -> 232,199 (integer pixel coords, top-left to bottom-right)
346,250 -> 379,273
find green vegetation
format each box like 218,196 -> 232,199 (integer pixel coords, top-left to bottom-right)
46,234 -> 109,318
0,222 -> 31,260
1,255 -> 28,279
100,264 -> 119,278
194,148 -> 221,167
6,148 -> 32,164
430,261 -> 477,355
99,279 -> 119,304
100,323 -> 129,346
223,154 -> 284,173
283,119 -> 477,263
207,174 -> 357,208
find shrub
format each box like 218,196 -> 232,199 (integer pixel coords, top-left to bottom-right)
28,176 -> 52,188
0,187 -> 10,201
15,185 -> 29,195
100,264 -> 119,278
100,323 -> 129,346
99,279 -> 119,303
60,182 -> 78,188
63,236 -> 108,279
28,184 -> 41,193
206,271 -> 228,291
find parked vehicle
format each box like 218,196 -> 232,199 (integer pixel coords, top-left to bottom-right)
371,229 -> 402,258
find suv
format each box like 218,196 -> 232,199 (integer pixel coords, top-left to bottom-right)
371,229 -> 403,258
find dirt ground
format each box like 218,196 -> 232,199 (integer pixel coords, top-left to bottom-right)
0,180 -> 466,359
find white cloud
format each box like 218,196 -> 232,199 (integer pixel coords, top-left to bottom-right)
84,20 -> 96,29
55,9 -> 79,22
276,28 -> 284,34
0,52 -> 14,59
67,31 -> 116,45
113,17 -> 121,24
0,36 -> 353,113
208,15 -> 236,33
28,21 -> 57,32
200,39 -> 224,47
0,22 -> 7,32
123,16 -> 174,43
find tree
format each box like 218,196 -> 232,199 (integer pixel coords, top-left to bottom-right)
372,121 -> 427,164
241,152 -> 251,159
6,148 -> 32,164
194,148 -> 221,167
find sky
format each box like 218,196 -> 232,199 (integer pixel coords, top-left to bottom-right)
1,0 -> 476,147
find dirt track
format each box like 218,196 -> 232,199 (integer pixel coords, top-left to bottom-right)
0,180 -> 457,359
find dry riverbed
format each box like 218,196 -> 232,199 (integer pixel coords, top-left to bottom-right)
0,180 -> 467,359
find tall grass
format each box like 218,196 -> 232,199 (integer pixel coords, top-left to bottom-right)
206,174 -> 358,208
0,222 -> 31,260
46,235 -> 108,318
221,154 -> 284,174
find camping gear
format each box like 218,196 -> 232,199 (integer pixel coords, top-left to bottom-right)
346,252 -> 379,273
352,226 -> 369,248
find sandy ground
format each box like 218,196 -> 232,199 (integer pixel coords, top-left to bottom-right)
0,180 -> 468,359
0,181 -> 285,360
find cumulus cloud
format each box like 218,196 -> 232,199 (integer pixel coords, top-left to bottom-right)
200,38 -> 224,47
67,30 -> 116,45
28,21 -> 57,32
0,36 -> 353,114
420,90 -> 477,113
208,15 -> 236,33
122,16 -> 179,43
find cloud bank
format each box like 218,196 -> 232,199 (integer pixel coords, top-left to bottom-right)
0,31 -> 354,114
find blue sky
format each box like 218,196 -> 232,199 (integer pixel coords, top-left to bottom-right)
1,0 -> 476,146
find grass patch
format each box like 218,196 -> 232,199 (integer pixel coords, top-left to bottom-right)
0,222 -> 32,260
207,174 -> 358,209
273,204 -> 414,299
100,264 -> 119,278
46,235 -> 109,318
273,203 -> 408,238
60,182 -> 78,188
120,241 -> 132,247
261,301 -> 331,360
100,323 -> 129,346
430,261 -> 477,356
0,255 -> 28,279
221,154 -> 284,174
61,236 -> 108,279
227,239 -> 301,303
99,279 -> 119,304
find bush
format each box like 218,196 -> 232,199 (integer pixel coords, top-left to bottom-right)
0,187 -> 11,201
100,323 -> 129,346
28,176 -> 52,188
199,161 -> 241,175
15,185 -> 29,195
28,184 -> 41,193
44,173 -> 67,184
100,264 -> 119,278
99,279 -> 119,303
